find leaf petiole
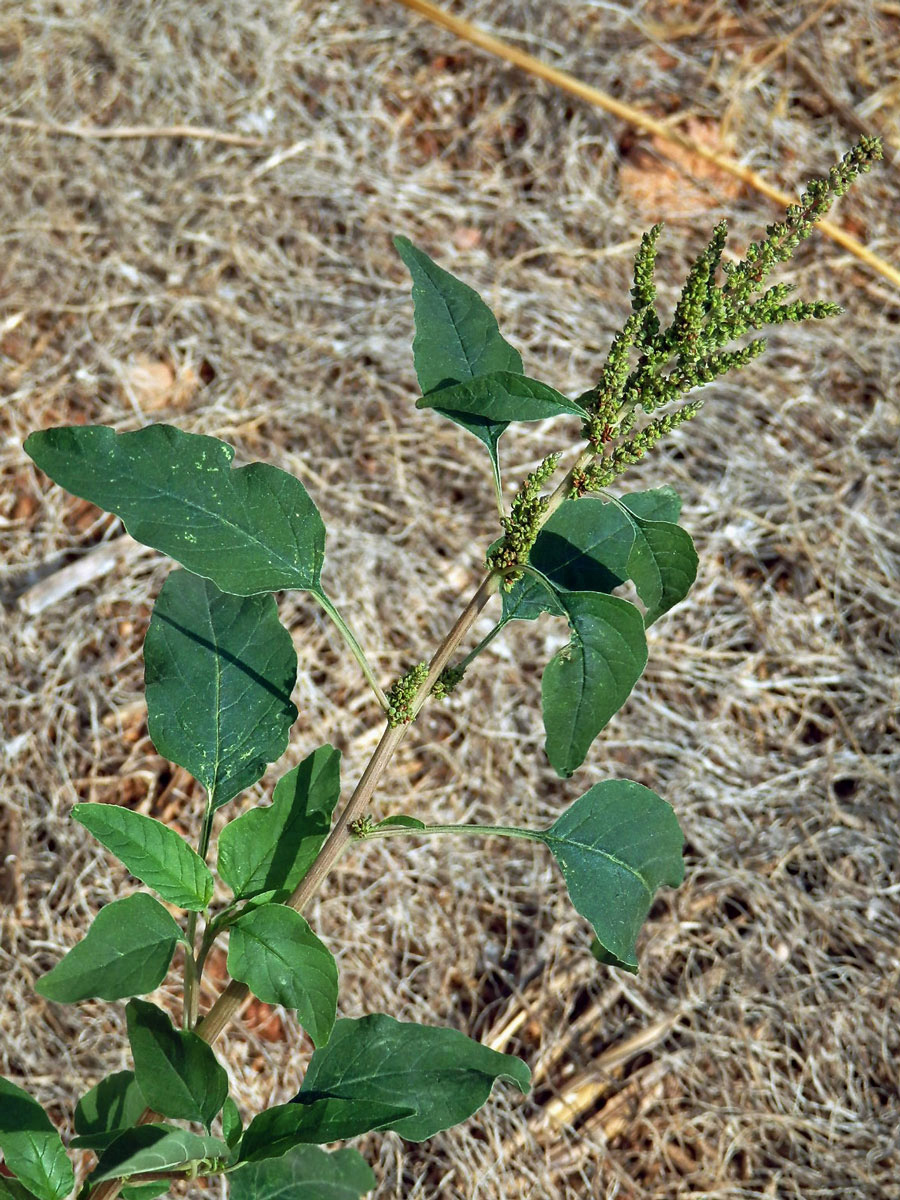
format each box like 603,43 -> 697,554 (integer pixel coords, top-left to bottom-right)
311,589 -> 389,712
353,821 -> 543,844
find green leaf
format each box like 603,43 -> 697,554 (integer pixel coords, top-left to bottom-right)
416,373 -> 585,425
0,1180 -> 42,1200
23,425 -> 325,596
126,1000 -> 229,1130
501,488 -> 686,626
373,815 -> 425,830
297,1014 -> 530,1142
501,498 -> 634,625
90,1126 -> 227,1184
539,780 -> 684,971
221,1098 -> 243,1150
35,894 -> 183,1003
589,937 -> 634,973
394,235 -> 523,487
0,1078 -> 74,1200
393,237 -> 522,393
618,511 -> 697,626
144,570 -> 298,811
71,804 -> 213,911
541,589 -> 648,777
218,746 -> 341,900
227,905 -> 337,1047
229,1146 -> 374,1200
621,485 -> 683,523
237,1098 -> 411,1161
72,1071 -> 146,1150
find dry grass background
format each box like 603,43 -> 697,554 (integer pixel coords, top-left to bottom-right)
1,1 -> 899,1197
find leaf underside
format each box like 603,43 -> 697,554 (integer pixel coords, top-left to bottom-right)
229,1145 -> 375,1200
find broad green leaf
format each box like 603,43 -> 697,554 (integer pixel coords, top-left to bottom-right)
619,512 -> 697,626
71,804 -> 213,911
541,590 -> 648,777
393,237 -> 522,393
297,1014 -> 530,1142
24,425 -> 325,596
501,488 -> 688,626
144,570 -> 298,810
35,894 -> 183,1003
539,780 -> 684,971
230,1146 -> 374,1200
218,746 -> 341,900
221,1098 -> 243,1150
72,1070 -> 146,1151
0,1180 -> 41,1200
416,373 -> 585,425
90,1126 -> 227,1184
126,1000 -> 228,1130
237,1097 -> 411,1161
394,235 -> 523,487
0,1078 -> 74,1200
621,485 -> 683,523
500,498 -> 634,625
227,905 -> 337,1047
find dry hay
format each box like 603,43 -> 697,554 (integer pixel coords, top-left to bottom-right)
1,1 -> 899,1197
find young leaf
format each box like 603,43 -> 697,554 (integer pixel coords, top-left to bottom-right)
619,512 -> 698,626
226,905 -> 338,1047
144,570 -> 298,811
229,1145 -> 374,1200
218,746 -> 341,900
71,804 -> 213,911
221,1097 -> 243,1150
23,424 -> 325,596
541,590 -> 648,777
539,780 -> 685,971
126,1000 -> 229,1130
35,893 -> 184,1003
72,1071 -> 146,1150
89,1126 -> 228,1183
296,1014 -> 531,1142
394,235 -> 523,487
237,1097 -> 411,1162
0,1078 -> 74,1200
373,815 -> 425,831
416,373 -> 585,425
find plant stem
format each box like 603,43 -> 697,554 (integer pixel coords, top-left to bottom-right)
490,454 -> 505,519
359,821 -> 545,843
183,805 -> 214,1030
312,589 -> 389,712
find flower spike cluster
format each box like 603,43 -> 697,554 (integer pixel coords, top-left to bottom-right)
575,136 -> 882,492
